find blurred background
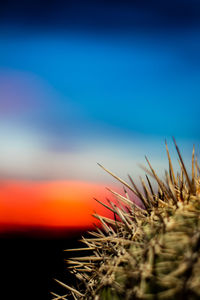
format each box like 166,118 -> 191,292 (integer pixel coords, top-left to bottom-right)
0,0 -> 200,299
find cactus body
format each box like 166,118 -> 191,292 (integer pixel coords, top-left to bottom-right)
53,141 -> 200,300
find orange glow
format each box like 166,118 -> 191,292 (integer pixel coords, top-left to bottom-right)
0,180 -> 119,231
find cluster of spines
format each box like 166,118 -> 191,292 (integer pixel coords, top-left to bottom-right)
52,139 -> 200,300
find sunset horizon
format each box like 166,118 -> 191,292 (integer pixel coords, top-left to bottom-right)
0,179 -> 120,232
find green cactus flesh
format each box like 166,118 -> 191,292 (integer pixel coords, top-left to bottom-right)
53,141 -> 200,300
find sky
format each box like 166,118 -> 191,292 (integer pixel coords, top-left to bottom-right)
0,0 -> 199,230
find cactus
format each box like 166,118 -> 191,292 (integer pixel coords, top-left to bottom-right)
52,139 -> 200,300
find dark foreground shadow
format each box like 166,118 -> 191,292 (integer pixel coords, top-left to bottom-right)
0,227 -> 89,300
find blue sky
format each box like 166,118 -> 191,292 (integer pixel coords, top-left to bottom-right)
1,29 -> 199,137
0,1 -> 199,182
